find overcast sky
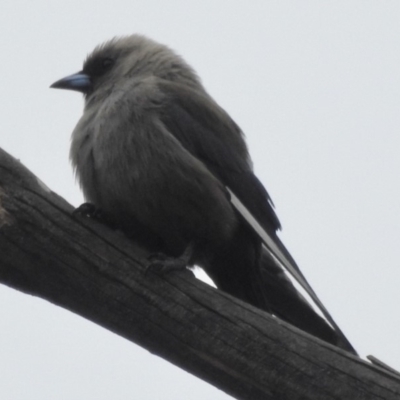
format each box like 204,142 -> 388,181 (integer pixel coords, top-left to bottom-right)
1,1 -> 400,399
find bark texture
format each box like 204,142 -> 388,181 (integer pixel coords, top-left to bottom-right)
1,147 -> 399,400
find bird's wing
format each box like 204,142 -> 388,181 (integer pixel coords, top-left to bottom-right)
156,80 -> 356,353
229,189 -> 356,352
157,80 -> 281,233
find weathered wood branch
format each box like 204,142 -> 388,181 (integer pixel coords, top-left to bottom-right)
0,147 -> 399,400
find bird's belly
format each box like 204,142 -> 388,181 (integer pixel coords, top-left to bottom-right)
79,131 -> 238,258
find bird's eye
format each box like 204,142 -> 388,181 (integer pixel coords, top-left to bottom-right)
102,58 -> 114,70
82,55 -> 115,79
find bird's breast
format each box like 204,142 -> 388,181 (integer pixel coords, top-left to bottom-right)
70,91 -> 238,256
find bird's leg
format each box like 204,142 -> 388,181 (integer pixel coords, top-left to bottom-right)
73,202 -> 117,229
73,202 -> 98,218
146,242 -> 195,275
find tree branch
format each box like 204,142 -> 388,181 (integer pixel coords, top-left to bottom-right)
0,147 -> 399,400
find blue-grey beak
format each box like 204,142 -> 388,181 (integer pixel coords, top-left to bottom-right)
50,72 -> 92,93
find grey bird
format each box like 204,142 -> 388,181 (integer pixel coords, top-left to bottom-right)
51,35 -> 356,354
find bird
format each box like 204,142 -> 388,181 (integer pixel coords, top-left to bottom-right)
51,34 -> 356,354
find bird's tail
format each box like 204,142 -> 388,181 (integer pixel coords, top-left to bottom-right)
227,188 -> 357,354
207,221 -> 272,313
210,232 -> 355,353
259,248 -> 356,352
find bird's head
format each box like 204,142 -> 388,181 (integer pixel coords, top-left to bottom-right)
50,34 -> 201,101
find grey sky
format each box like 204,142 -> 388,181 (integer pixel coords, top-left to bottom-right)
1,1 -> 400,399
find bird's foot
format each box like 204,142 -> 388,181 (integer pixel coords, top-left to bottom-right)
73,203 -> 116,228
73,202 -> 100,218
146,253 -> 188,275
146,243 -> 195,276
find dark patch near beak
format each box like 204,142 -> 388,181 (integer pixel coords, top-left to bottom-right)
50,72 -> 92,93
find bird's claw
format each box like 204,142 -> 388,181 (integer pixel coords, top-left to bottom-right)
145,253 -> 189,276
73,203 -> 116,228
73,203 -> 100,218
